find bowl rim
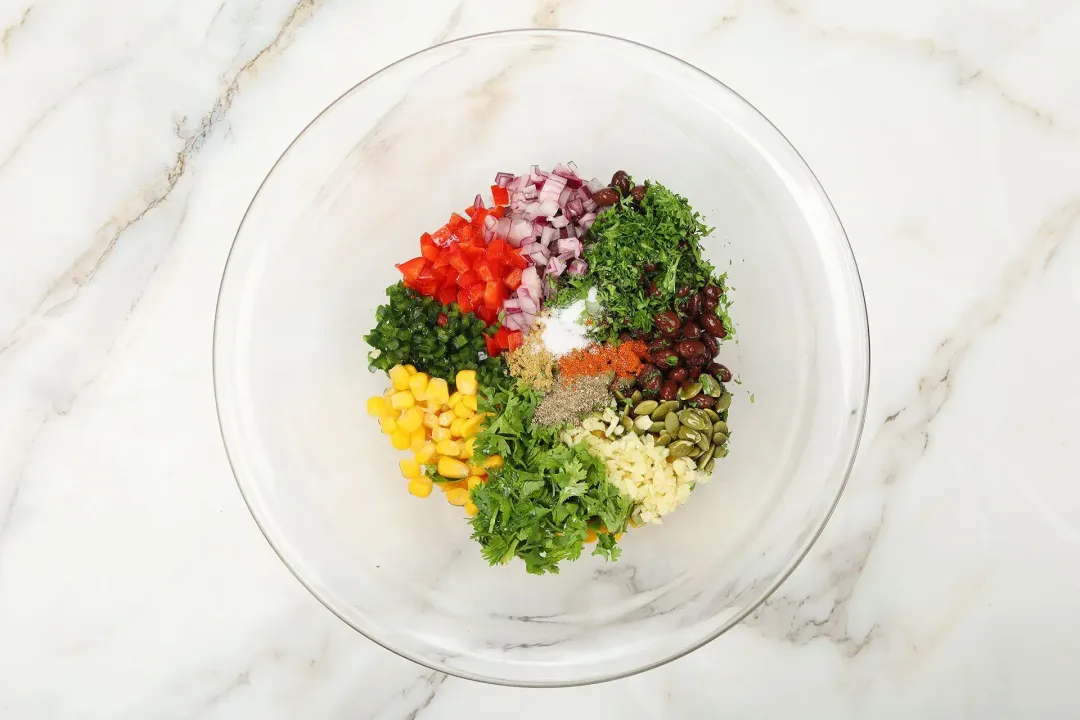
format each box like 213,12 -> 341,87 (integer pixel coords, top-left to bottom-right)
213,27 -> 871,688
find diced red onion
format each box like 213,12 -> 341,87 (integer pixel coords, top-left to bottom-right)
495,217 -> 511,240
550,215 -> 569,229
558,237 -> 582,257
568,259 -> 588,276
546,256 -> 567,276
473,194 -> 485,210
495,172 -> 515,188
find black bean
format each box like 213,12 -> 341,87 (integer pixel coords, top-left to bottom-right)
655,311 -> 681,337
685,394 -> 716,409
715,364 -> 733,382
702,334 -> 719,359
703,295 -> 719,313
629,185 -> 647,202
701,313 -> 726,338
592,188 -> 619,206
676,286 -> 692,298
689,367 -> 701,381
668,367 -> 688,383
677,340 -> 706,359
647,281 -> 662,298
659,381 -> 679,401
703,285 -> 721,301
687,292 -> 702,317
682,320 -> 702,340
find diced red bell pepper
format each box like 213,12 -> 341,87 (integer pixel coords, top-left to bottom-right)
447,212 -> 468,231
484,334 -> 501,357
507,330 -> 524,352
486,237 -> 509,261
494,326 -> 512,350
457,287 -> 477,314
433,248 -> 455,269
437,313 -> 448,326
463,206 -> 477,219
420,233 -> 440,261
490,206 -> 505,219
505,249 -> 529,269
491,185 -> 509,207
504,267 -> 523,290
431,224 -> 455,244
436,282 -> 457,305
449,251 -> 471,274
465,283 -> 485,308
476,258 -> 499,284
483,281 -> 507,310
459,244 -> 484,263
456,269 -> 482,288
475,305 -> 498,326
395,256 -> 427,285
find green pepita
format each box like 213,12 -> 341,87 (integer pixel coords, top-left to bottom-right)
664,412 -> 681,435
699,373 -> 721,397
699,445 -> 716,469
656,433 -> 672,447
678,427 -> 704,444
717,392 -> 732,411
704,409 -> 721,423
650,401 -> 679,421
677,382 -> 703,400
712,432 -> 728,446
668,440 -> 696,457
702,458 -> 716,474
620,415 -> 634,431
689,446 -> 704,459
630,390 -> 643,405
633,400 -> 658,417
678,410 -> 708,431
712,420 -> 728,435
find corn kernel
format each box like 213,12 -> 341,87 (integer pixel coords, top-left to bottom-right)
398,406 -> 423,433
467,476 -> 483,490
408,372 -> 429,401
436,439 -> 461,456
427,377 -> 449,405
467,464 -> 487,477
449,417 -> 465,438
462,437 -> 476,457
399,459 -> 421,479
389,365 -> 410,391
379,416 -> 398,434
431,426 -> 451,443
483,454 -> 503,469
446,487 -> 469,506
422,412 -> 440,430
390,391 -> 415,411
408,476 -> 433,498
438,410 -> 455,427
404,364 -> 417,375
456,369 -> 478,395
462,394 -> 478,412
437,457 -> 469,479
415,442 -> 437,465
453,402 -> 472,419
585,529 -> 598,543
384,387 -> 395,400
425,400 -> 443,414
614,532 -> 625,540
447,391 -> 462,408
464,501 -> 479,516
366,396 -> 389,417
390,429 -> 411,450
460,414 -> 485,438
410,427 -> 426,452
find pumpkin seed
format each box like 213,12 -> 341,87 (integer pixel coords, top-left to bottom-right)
678,427 -> 704,444
717,392 -> 732,411
712,420 -> 728,435
650,401 -> 679,421
678,410 -> 708,431
668,440 -> 696,457
712,432 -> 728,446
703,458 -> 716,473
630,390 -> 643,405
620,415 -> 634,431
614,389 -> 626,402
677,382 -> 702,400
656,432 -> 672,447
699,445 -> 716,469
689,446 -> 704,458
699,373 -> 721,397
633,400 -> 658,417
696,434 -> 710,451
704,408 -> 721,423
664,412 -> 681,435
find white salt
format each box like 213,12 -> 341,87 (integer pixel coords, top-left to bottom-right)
541,288 -> 598,356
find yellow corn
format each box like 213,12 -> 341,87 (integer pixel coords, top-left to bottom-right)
586,529 -> 598,543
462,394 -> 478,412
399,459 -> 421,479
398,406 -> 423,433
460,414 -> 484,438
447,391 -> 462,408
390,391 -> 415,411
415,442 -> 437,465
446,487 -> 469,506
379,416 -> 398,434
467,464 -> 487,477
410,427 -> 426,452
426,377 -> 449,406
467,476 -> 483,490
437,457 -> 469,479
389,365 -> 411,391
483,454 -> 503,469
456,369 -> 478,395
366,396 -> 389,417
438,410 -> 455,427
431,427 -> 451,443
449,417 -> 465,438
614,532 -> 625,540
464,501 -> 479,516
422,412 -> 440,430
462,437 -> 476,458
408,476 -> 433,498
403,364 -> 417,375
453,402 -> 472,419
408,372 -> 429,401
435,439 -> 461,457
390,429 -> 411,450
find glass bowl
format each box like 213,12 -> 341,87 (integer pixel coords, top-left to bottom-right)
213,29 -> 869,686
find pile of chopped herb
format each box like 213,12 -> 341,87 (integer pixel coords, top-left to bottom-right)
365,282 -> 503,382
554,181 -> 731,342
469,381 -> 632,574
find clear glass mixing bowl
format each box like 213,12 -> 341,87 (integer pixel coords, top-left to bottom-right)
214,30 -> 869,686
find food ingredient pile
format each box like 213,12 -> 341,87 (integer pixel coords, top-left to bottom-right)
364,164 -> 735,574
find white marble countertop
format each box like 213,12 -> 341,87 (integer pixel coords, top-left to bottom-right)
2,0 -> 1079,717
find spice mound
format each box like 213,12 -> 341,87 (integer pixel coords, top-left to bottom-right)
506,315 -> 556,390
534,373 -> 613,427
558,340 -> 648,379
